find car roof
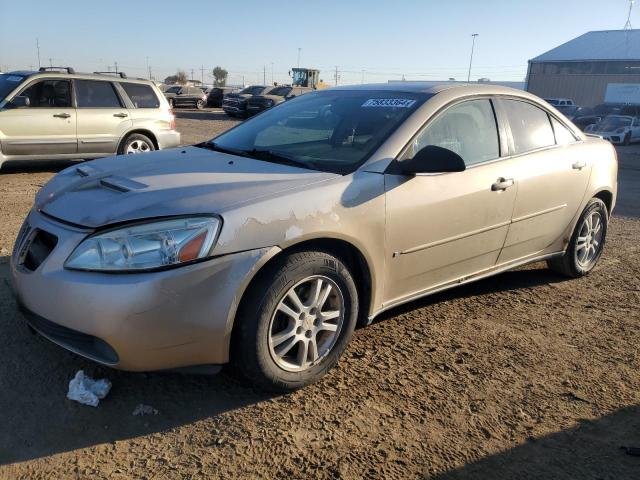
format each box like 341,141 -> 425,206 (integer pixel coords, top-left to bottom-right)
5,70 -> 155,85
329,82 -> 534,98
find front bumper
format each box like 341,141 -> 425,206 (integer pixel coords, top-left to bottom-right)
10,209 -> 278,371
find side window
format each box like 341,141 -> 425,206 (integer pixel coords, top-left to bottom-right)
120,83 -> 160,108
502,100 -> 555,154
406,99 -> 500,167
76,80 -> 121,108
551,117 -> 577,145
19,80 -> 72,108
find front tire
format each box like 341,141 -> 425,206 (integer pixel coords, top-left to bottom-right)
233,251 -> 359,392
623,132 -> 632,146
118,133 -> 155,155
547,198 -> 608,277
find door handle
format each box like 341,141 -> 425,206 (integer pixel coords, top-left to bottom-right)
491,177 -> 514,191
572,161 -> 586,170
53,113 -> 71,119
113,113 -> 128,118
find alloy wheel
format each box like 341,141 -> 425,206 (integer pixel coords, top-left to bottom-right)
268,275 -> 344,372
575,210 -> 604,268
125,140 -> 152,154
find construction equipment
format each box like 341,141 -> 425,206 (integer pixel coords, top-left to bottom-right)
289,68 -> 329,89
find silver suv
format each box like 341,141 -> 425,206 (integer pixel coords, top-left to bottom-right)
0,67 -> 180,169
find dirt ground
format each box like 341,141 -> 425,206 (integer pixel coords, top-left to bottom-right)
1,110 -> 639,479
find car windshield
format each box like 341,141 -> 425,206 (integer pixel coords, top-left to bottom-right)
202,90 -> 427,174
0,74 -> 27,100
240,86 -> 265,95
166,86 -> 181,93
269,86 -> 292,96
598,116 -> 632,130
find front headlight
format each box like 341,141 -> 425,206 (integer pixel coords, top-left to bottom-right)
65,216 -> 220,272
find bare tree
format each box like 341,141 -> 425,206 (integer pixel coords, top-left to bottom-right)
213,66 -> 228,87
164,70 -> 188,85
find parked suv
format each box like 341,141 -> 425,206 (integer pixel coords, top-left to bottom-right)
0,68 -> 180,169
246,85 -> 313,116
207,87 -> 235,107
222,85 -> 273,117
163,85 -> 207,109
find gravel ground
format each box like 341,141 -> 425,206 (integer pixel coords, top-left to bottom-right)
0,111 -> 639,479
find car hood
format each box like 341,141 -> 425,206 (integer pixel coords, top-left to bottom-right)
225,93 -> 252,100
36,147 -> 337,228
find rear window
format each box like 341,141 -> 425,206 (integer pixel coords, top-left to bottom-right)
76,80 -> 122,108
121,83 -> 160,108
502,100 -> 555,154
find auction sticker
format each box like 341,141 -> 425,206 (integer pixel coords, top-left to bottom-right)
362,98 -> 416,108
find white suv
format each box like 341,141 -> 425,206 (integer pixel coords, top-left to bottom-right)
0,67 -> 180,169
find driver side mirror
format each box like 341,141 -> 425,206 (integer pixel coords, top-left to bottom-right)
9,96 -> 30,108
399,145 -> 466,175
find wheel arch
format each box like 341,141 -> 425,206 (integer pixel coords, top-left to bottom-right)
117,129 -> 160,152
228,237 -> 374,362
593,189 -> 614,217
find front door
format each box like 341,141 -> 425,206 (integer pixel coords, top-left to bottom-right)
0,78 -> 76,156
74,79 -> 132,155
384,98 -> 517,305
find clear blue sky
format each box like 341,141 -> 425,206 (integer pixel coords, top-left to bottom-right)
0,0 -> 635,85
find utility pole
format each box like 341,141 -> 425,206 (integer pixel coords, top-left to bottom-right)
191,68 -> 195,83
334,66 -> 339,86
467,33 -> 479,82
200,65 -> 205,84
263,65 -> 267,84
49,58 -> 53,68
114,61 -> 118,74
625,0 -> 635,29
36,38 -> 41,69
297,48 -> 302,68
271,62 -> 274,84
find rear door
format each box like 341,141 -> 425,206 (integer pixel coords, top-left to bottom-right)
496,98 -> 591,263
75,79 -> 132,155
384,98 -> 518,304
0,78 -> 77,156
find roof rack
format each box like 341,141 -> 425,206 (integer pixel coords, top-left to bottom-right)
39,66 -> 75,74
93,71 -> 127,78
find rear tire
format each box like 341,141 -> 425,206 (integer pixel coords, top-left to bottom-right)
233,251 -> 359,392
196,99 -> 205,110
623,132 -> 632,146
118,133 -> 155,155
547,198 -> 608,277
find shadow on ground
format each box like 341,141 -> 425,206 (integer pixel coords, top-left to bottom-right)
0,159 -> 77,174
431,405 -> 640,479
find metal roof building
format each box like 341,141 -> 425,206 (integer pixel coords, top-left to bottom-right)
526,29 -> 640,107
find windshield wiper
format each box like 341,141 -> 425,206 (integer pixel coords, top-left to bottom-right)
197,142 -> 252,158
245,149 -> 317,170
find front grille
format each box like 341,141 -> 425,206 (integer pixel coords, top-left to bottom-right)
22,229 -> 58,271
21,306 -> 119,365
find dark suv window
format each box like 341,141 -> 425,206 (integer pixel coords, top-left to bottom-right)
20,80 -> 72,108
76,80 -> 122,108
407,99 -> 500,167
502,100 -> 555,154
121,83 -> 160,108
